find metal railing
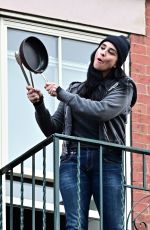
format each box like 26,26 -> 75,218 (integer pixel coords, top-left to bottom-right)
0,133 -> 150,230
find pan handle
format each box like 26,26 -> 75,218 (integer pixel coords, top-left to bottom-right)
41,73 -> 48,83
29,71 -> 34,88
15,52 -> 30,86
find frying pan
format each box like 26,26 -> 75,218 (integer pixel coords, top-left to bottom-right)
19,36 -> 49,74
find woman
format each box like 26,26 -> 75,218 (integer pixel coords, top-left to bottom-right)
27,35 -> 137,230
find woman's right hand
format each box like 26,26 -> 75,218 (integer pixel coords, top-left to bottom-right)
26,85 -> 43,104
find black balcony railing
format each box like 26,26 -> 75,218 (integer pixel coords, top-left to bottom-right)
0,133 -> 150,230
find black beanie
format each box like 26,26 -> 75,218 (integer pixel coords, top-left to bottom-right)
99,35 -> 130,67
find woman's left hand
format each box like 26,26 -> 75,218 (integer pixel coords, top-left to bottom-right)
44,82 -> 59,97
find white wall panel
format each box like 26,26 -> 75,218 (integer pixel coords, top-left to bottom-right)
0,0 -> 145,35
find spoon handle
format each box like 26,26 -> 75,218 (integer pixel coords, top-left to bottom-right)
15,52 -> 30,86
41,73 -> 48,82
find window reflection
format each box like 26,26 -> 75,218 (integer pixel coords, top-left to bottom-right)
62,38 -> 97,88
8,29 -> 58,170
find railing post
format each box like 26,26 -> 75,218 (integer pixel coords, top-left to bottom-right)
99,146 -> 103,230
43,147 -> 46,230
53,136 -> 60,230
0,174 -> 2,230
77,142 -> 81,229
10,170 -> 13,230
20,162 -> 24,230
32,155 -> 35,230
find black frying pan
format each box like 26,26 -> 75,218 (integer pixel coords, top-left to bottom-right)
19,36 -> 49,74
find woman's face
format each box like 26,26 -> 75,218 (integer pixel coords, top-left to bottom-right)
93,41 -> 118,77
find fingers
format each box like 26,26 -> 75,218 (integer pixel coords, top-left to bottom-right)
26,86 -> 43,104
26,82 -> 59,104
44,82 -> 58,97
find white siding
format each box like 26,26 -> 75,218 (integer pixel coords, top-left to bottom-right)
0,0 -> 146,35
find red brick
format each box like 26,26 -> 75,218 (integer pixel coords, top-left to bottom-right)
133,172 -> 143,183
132,122 -> 148,134
131,43 -> 147,55
137,94 -> 150,105
131,35 -> 146,45
132,142 -> 149,150
136,83 -> 147,95
132,161 -> 143,172
146,0 -> 150,9
146,175 -> 150,184
134,222 -> 150,230
132,190 -> 148,202
146,8 -> 150,17
146,45 -> 150,55
146,26 -> 150,37
132,153 -> 145,162
148,126 -> 150,134
146,66 -> 150,75
132,138 -> 148,148
146,17 -> 150,27
147,0 -> 150,10
132,113 -> 150,124
131,63 -> 146,75
147,105 -> 150,114
146,145 -> 150,151
134,203 -> 149,214
133,74 -> 150,84
132,156 -> 150,172
146,154 -> 150,161
131,53 -> 150,65
133,133 -> 150,144
132,103 -> 147,114
145,37 -> 150,46
137,213 -> 150,224
133,168 -> 150,183
147,85 -> 150,95
148,184 -> 150,189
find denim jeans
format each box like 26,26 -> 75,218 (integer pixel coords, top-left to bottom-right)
59,148 -> 124,230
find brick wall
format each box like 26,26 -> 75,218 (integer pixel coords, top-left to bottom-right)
130,0 -> 150,228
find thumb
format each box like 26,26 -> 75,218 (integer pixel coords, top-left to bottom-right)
26,85 -> 33,91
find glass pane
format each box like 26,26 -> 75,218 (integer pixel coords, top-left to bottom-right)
6,180 -> 54,203
7,29 -> 58,169
62,38 -> 97,89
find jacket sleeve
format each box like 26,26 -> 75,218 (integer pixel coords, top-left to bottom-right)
34,101 -> 64,137
57,84 -> 133,121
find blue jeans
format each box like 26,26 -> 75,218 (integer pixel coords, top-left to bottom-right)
59,148 -> 124,230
